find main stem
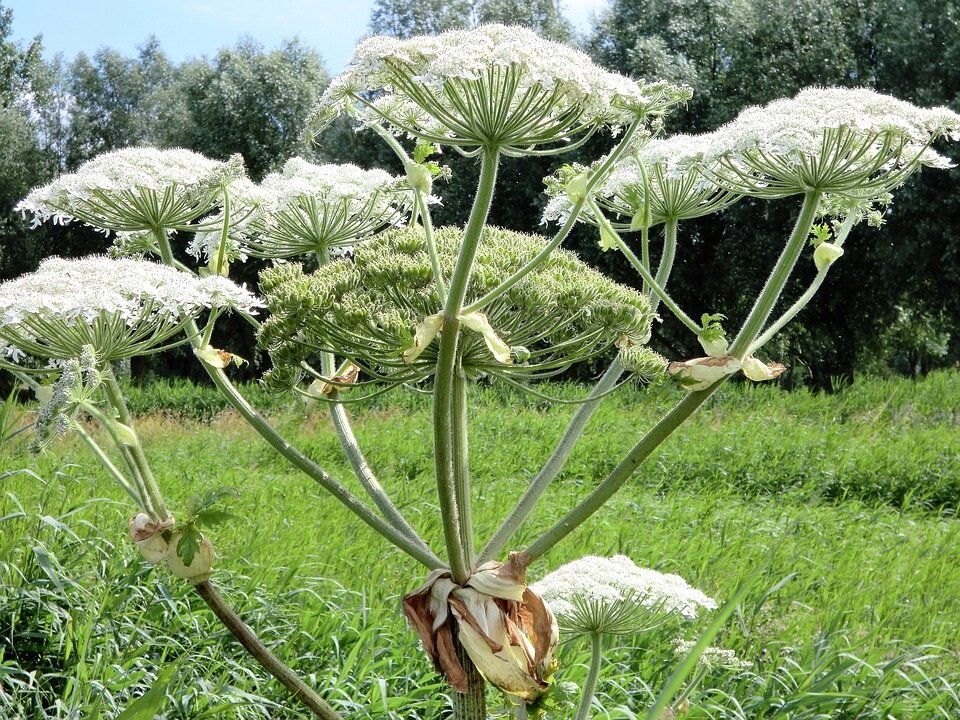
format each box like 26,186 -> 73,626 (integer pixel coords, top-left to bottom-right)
433,146 -> 499,584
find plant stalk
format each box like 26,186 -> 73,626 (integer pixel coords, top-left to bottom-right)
729,190 -> 821,358
433,146 -> 499,583
194,580 -> 342,720
524,386 -> 719,562
574,632 -> 604,720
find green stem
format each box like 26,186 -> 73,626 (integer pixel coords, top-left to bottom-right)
370,124 -> 447,301
329,401 -> 433,551
748,209 -> 853,355
463,117 -> 646,316
652,220 -> 679,313
599,206 -> 699,336
524,386 -> 719,562
416,190 -> 447,304
99,369 -> 168,520
199,353 -> 443,569
194,580 -> 342,720
574,632 -> 604,720
434,146 -> 499,583
479,359 -> 624,563
728,190 -> 821,358
452,370 -> 474,566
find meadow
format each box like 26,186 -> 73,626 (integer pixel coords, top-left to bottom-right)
1,371 -> 959,719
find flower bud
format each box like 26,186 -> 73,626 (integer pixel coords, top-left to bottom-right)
405,161 -> 433,195
111,420 -> 140,448
194,345 -> 244,369
667,356 -> 740,391
565,171 -> 591,204
128,513 -> 174,564
598,224 -> 620,252
813,242 -> 844,272
166,531 -> 214,584
698,334 -> 729,358
741,356 -> 787,382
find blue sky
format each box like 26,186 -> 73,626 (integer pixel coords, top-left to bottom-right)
6,0 -> 607,75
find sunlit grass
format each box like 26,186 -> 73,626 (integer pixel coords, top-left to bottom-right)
1,371 -> 958,717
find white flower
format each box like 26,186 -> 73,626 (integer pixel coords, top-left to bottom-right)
530,555 -> 716,636
0,256 -> 262,361
701,87 -> 960,197
674,639 -> 752,669
313,24 -> 691,154
543,133 -> 739,229
241,158 -> 414,259
16,147 -> 241,233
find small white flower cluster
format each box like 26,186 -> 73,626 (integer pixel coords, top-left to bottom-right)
705,87 -> 960,163
542,134 -> 732,227
530,554 -> 717,633
16,147 -> 236,228
262,157 -> 405,208
189,158 -> 413,261
0,256 -> 262,361
674,639 -> 752,670
701,87 -> 960,196
0,256 -> 261,326
315,24 -> 690,150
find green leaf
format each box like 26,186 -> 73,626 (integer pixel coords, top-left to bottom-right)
176,525 -> 202,567
115,663 -> 179,720
413,140 -> 439,164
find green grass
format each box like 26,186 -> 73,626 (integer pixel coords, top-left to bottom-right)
1,371 -> 959,718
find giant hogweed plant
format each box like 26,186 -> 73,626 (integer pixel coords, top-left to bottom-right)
3,24 -> 959,720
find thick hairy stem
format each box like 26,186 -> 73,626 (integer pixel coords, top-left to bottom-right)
194,581 -> 342,720
452,371 -> 474,566
329,401 -> 432,551
434,146 -> 499,582
452,632 -> 487,720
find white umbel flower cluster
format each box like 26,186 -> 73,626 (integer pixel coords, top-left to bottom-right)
189,158 -> 415,261
313,24 -> 691,153
16,147 -> 240,231
249,158 -> 414,258
530,555 -> 717,636
0,256 -> 262,361
543,133 -> 738,228
702,87 -> 960,197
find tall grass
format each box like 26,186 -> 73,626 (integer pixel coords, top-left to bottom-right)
1,371 -> 958,717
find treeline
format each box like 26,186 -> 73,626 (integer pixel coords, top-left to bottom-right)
1,0 -> 958,385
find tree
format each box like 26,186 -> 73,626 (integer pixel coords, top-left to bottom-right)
369,0 -> 473,37
369,0 -> 572,42
179,38 -> 328,181
64,39 -> 190,168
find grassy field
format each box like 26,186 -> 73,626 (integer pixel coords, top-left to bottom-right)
1,371 -> 959,718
